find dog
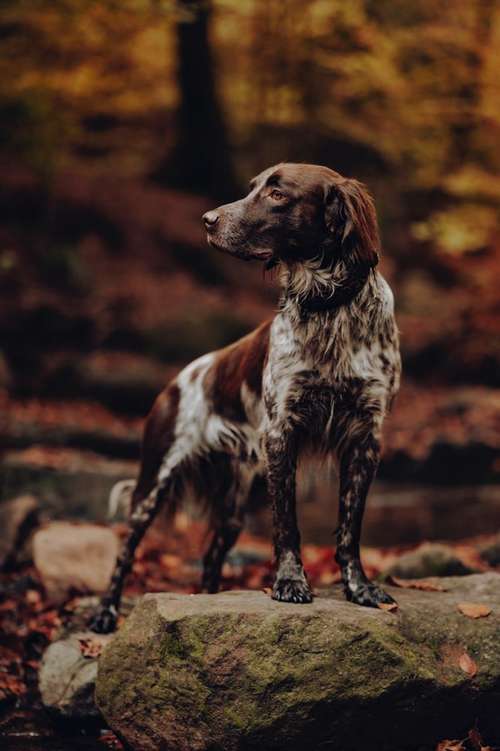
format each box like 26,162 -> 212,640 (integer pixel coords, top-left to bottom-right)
89,162 -> 401,633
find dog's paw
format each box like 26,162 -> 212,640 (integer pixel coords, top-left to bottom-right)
88,605 -> 118,634
345,581 -> 396,609
272,578 -> 313,604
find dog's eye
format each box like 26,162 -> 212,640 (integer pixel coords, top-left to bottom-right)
269,189 -> 286,201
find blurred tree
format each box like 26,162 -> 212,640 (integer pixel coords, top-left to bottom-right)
0,0 -> 499,390
151,0 -> 238,199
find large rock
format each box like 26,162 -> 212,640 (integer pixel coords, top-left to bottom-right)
33,521 -> 119,602
96,574 -> 500,751
384,542 -> 476,579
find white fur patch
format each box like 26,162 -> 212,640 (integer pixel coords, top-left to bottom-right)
107,479 -> 135,518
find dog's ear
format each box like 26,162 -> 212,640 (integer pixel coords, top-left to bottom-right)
324,178 -> 380,269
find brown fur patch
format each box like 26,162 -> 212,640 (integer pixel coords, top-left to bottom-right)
132,382 -> 180,505
189,365 -> 202,383
207,320 -> 271,422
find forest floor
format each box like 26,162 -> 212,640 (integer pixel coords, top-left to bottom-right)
1,512 -> 500,750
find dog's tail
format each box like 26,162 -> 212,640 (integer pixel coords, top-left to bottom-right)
107,479 -> 136,519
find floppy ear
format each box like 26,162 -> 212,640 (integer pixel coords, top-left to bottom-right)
324,178 -> 380,270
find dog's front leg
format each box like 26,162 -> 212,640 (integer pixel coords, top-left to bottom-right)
265,427 -> 313,604
336,435 -> 396,608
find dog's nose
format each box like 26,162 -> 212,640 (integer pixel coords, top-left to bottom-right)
203,210 -> 219,229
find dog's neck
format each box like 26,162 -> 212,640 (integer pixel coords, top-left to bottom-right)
278,256 -> 373,318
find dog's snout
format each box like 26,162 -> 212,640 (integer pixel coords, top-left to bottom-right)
203,210 -> 220,230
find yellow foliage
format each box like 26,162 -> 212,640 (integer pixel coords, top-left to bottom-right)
412,206 -> 498,255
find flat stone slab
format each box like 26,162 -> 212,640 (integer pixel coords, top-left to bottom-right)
39,596 -> 135,720
96,574 -> 500,751
33,521 -> 119,603
39,629 -> 113,719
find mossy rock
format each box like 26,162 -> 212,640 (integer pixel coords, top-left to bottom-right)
480,537 -> 500,567
383,542 -> 476,579
96,574 -> 500,751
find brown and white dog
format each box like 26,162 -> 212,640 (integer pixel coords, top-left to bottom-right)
90,163 -> 401,633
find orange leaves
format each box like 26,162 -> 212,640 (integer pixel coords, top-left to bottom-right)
467,727 -> 494,751
78,634 -> 109,659
387,576 -> 447,592
457,602 -> 492,619
377,601 -> 398,612
0,672 -> 26,700
458,651 -> 478,678
436,728 -> 494,751
436,741 -> 466,751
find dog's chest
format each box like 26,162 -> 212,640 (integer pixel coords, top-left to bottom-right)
263,309 -> 391,425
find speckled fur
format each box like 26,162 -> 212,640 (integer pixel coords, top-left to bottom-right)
89,163 -> 401,633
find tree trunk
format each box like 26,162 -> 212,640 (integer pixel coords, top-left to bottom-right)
152,0 -> 238,201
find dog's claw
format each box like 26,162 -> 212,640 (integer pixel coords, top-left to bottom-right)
272,578 -> 313,604
88,605 -> 118,634
345,581 -> 396,609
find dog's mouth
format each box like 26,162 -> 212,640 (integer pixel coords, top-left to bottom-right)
207,235 -> 274,264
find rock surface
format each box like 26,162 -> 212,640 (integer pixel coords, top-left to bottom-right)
96,574 -> 500,751
33,521 -> 119,602
38,597 -> 135,720
39,628 -> 113,719
384,541 -> 476,579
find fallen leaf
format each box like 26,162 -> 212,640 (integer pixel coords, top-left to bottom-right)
378,602 -> 398,612
387,576 -> 446,592
435,741 -> 465,751
160,553 -> 181,569
25,589 -> 42,605
458,651 -> 477,678
78,635 -> 108,659
261,587 -> 272,595
467,726 -> 492,751
457,602 -> 492,619
468,727 -> 482,750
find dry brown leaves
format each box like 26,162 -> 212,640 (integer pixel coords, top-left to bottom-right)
436,741 -> 466,751
78,634 -> 109,659
377,601 -> 399,612
387,576 -> 447,592
457,602 -> 492,619
468,726 -> 494,750
436,727 -> 494,751
458,651 -> 478,678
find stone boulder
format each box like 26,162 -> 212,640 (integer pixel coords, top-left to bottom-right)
384,542 -> 476,579
480,536 -> 500,567
39,629 -> 113,720
33,521 -> 119,602
39,596 -> 135,720
96,574 -> 500,751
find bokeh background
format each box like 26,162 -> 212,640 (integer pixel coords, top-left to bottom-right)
1,0 -> 500,546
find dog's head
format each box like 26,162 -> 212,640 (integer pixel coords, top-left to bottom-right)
203,163 -> 380,271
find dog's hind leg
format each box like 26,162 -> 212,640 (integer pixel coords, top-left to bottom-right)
201,464 -> 254,594
89,383 -> 183,633
89,478 -> 177,633
335,429 -> 396,609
